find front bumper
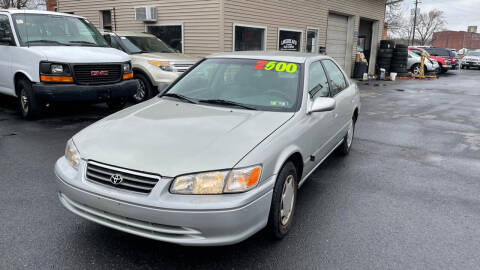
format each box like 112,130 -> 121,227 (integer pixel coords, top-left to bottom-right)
33,80 -> 138,102
54,158 -> 274,246
462,62 -> 480,67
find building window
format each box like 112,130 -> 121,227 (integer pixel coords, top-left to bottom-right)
234,24 -> 266,51
147,25 -> 183,52
306,28 -> 318,53
278,29 -> 302,52
100,10 -> 112,31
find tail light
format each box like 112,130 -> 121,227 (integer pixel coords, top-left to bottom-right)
451,57 -> 455,63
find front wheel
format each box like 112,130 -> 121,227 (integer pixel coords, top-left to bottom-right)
132,73 -> 153,103
17,79 -> 42,120
411,64 -> 421,75
338,117 -> 356,155
267,162 -> 298,239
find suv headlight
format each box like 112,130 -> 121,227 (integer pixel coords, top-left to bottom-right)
122,62 -> 133,80
170,165 -> 262,195
65,139 -> 81,170
148,60 -> 174,72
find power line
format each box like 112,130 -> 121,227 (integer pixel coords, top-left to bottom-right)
412,0 -> 421,45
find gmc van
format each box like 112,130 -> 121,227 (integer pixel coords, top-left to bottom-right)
0,10 -> 138,119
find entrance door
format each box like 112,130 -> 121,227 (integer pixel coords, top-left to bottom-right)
326,14 -> 348,69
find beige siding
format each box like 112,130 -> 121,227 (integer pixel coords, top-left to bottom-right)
58,0 -> 221,56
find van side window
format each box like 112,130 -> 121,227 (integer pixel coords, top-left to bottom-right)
308,61 -> 330,99
0,15 -> 16,46
103,34 -> 123,51
322,60 -> 347,96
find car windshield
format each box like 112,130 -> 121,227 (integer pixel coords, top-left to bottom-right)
467,51 -> 480,56
120,36 -> 176,53
164,58 -> 302,112
12,14 -> 108,47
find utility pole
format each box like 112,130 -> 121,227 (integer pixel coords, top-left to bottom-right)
411,0 -> 420,46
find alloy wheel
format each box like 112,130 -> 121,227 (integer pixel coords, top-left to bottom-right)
280,175 -> 295,226
20,88 -> 29,114
133,79 -> 146,102
347,121 -> 354,148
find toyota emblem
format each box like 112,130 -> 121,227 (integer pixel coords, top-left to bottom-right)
110,174 -> 123,185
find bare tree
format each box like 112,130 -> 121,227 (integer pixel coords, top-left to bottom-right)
1,0 -> 45,9
415,9 -> 446,45
385,1 -> 406,39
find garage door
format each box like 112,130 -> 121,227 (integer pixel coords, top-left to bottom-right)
326,14 -> 348,69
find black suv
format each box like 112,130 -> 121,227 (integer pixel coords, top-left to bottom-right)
424,48 -> 459,70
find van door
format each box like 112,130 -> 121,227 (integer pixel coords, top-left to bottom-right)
0,14 -> 15,95
321,59 -> 354,143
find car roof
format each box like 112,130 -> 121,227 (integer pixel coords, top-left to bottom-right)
0,9 -> 82,18
207,51 -> 330,63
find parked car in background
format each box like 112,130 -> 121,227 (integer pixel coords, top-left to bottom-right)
407,50 -> 439,75
461,50 -> 480,69
102,31 -> 200,103
55,52 -> 361,246
409,47 -> 452,73
0,10 -> 137,119
424,47 -> 458,70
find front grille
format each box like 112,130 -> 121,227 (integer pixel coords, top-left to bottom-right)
86,161 -> 160,194
74,64 -> 122,84
171,62 -> 195,73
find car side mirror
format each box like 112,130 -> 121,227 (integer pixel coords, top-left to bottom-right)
309,97 -> 336,113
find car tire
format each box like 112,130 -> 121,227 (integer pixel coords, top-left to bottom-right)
338,117 -> 356,156
411,64 -> 421,75
267,161 -> 298,240
17,78 -> 42,120
132,73 -> 153,103
106,99 -> 127,111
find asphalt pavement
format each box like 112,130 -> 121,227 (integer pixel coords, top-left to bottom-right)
1,69 -> 479,269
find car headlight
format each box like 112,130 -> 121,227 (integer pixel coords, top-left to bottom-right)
65,139 -> 81,170
170,165 -> 262,195
148,60 -> 174,72
123,62 -> 132,74
40,62 -> 73,83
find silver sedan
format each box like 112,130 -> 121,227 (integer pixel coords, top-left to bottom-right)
55,52 -> 361,246
408,50 -> 439,74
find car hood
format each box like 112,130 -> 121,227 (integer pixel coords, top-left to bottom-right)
29,46 -> 130,63
133,52 -> 200,62
464,56 -> 480,61
73,99 -> 294,177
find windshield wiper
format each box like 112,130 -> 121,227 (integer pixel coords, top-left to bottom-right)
161,93 -> 197,104
130,50 -> 149,54
25,40 -> 68,46
199,99 -> 256,110
69,41 -> 103,47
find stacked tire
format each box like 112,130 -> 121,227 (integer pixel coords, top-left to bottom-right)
377,40 -> 395,73
391,44 -> 409,76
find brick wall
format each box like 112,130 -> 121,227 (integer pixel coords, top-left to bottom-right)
46,0 -> 56,11
433,31 -> 480,50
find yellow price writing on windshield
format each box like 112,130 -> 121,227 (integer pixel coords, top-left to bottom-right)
254,60 -> 298,73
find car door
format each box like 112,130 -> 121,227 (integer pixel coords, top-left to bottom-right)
0,14 -> 15,95
321,59 -> 355,143
304,61 -> 338,172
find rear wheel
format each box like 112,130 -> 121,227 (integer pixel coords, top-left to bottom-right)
267,162 -> 298,239
17,78 -> 42,120
411,64 -> 421,75
338,117 -> 356,155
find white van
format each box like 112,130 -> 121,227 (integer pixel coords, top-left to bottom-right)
0,10 -> 138,119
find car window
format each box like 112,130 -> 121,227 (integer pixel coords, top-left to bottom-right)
322,60 -> 347,96
103,35 -> 123,51
308,61 -> 330,99
0,15 -> 16,46
166,58 -> 302,112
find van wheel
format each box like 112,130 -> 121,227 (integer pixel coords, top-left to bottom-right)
267,161 -> 298,239
106,99 -> 126,111
338,117 -> 356,155
17,79 -> 42,120
132,73 -> 153,103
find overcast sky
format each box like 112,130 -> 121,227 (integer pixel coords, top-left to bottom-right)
402,0 -> 480,31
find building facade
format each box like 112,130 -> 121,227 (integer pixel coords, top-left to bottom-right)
432,30 -> 480,51
48,0 -> 387,75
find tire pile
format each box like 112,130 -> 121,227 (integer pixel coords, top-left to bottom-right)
377,40 -> 410,77
391,44 -> 409,76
